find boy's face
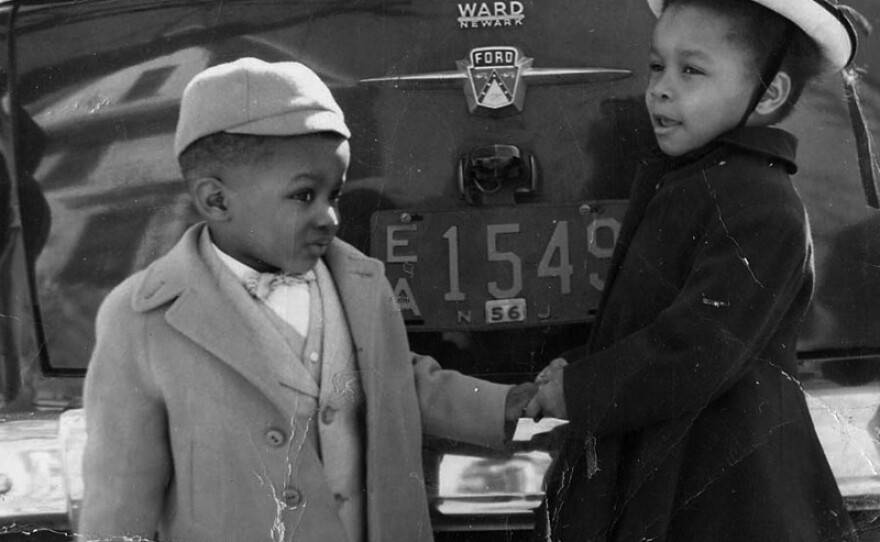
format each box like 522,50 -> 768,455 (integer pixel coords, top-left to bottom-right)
645,5 -> 758,156
218,134 -> 350,274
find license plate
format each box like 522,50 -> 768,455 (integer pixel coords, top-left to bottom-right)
370,201 -> 627,330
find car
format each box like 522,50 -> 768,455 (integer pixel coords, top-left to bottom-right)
1,0 -> 879,540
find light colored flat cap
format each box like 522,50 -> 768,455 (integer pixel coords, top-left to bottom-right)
174,57 -> 350,157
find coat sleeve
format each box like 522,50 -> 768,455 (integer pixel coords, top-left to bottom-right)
77,285 -> 171,541
375,275 -> 512,449
560,202 -> 811,437
411,352 -> 511,449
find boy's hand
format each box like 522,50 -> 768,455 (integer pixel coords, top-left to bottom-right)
503,382 -> 539,442
526,358 -> 568,420
504,382 -> 540,422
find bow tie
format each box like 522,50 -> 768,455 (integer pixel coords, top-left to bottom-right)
244,270 -> 316,300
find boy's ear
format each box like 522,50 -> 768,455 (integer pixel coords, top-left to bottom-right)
190,177 -> 231,221
754,71 -> 792,117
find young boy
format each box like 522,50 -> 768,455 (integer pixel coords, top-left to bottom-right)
77,58 -> 536,542
526,0 -> 860,540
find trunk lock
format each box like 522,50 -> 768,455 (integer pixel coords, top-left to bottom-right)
458,144 -> 539,205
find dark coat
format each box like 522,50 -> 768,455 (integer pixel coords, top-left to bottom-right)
539,127 -> 856,542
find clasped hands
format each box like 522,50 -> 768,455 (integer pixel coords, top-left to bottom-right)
504,358 -> 569,423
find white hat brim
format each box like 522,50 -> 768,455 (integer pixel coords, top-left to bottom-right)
646,0 -> 856,72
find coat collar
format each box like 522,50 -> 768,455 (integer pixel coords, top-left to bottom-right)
130,223 -> 384,412
647,126 -> 799,180
132,223 -> 382,312
716,126 -> 798,174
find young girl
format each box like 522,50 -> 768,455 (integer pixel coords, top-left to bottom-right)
527,0 -> 860,540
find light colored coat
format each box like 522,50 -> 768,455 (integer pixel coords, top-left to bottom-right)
78,223 -> 510,542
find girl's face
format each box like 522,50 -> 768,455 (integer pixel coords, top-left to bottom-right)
645,4 -> 758,156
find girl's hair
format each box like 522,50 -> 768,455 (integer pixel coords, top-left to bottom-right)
663,0 -> 824,120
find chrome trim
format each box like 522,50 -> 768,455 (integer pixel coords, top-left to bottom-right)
359,66 -> 631,88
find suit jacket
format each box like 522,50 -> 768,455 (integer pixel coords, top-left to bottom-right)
539,127 -> 856,541
78,223 -> 510,542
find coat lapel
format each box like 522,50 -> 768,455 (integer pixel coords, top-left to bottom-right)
132,225 -> 319,416
321,239 -> 382,406
314,260 -> 352,400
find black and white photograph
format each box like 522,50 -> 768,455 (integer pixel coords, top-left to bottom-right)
1,1 -> 879,541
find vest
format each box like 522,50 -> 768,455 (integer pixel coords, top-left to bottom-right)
200,231 -> 366,542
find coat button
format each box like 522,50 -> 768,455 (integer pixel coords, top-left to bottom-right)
283,487 -> 303,506
265,428 -> 286,447
321,406 -> 336,425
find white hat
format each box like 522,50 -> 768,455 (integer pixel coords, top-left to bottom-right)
174,57 -> 351,157
646,0 -> 858,73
